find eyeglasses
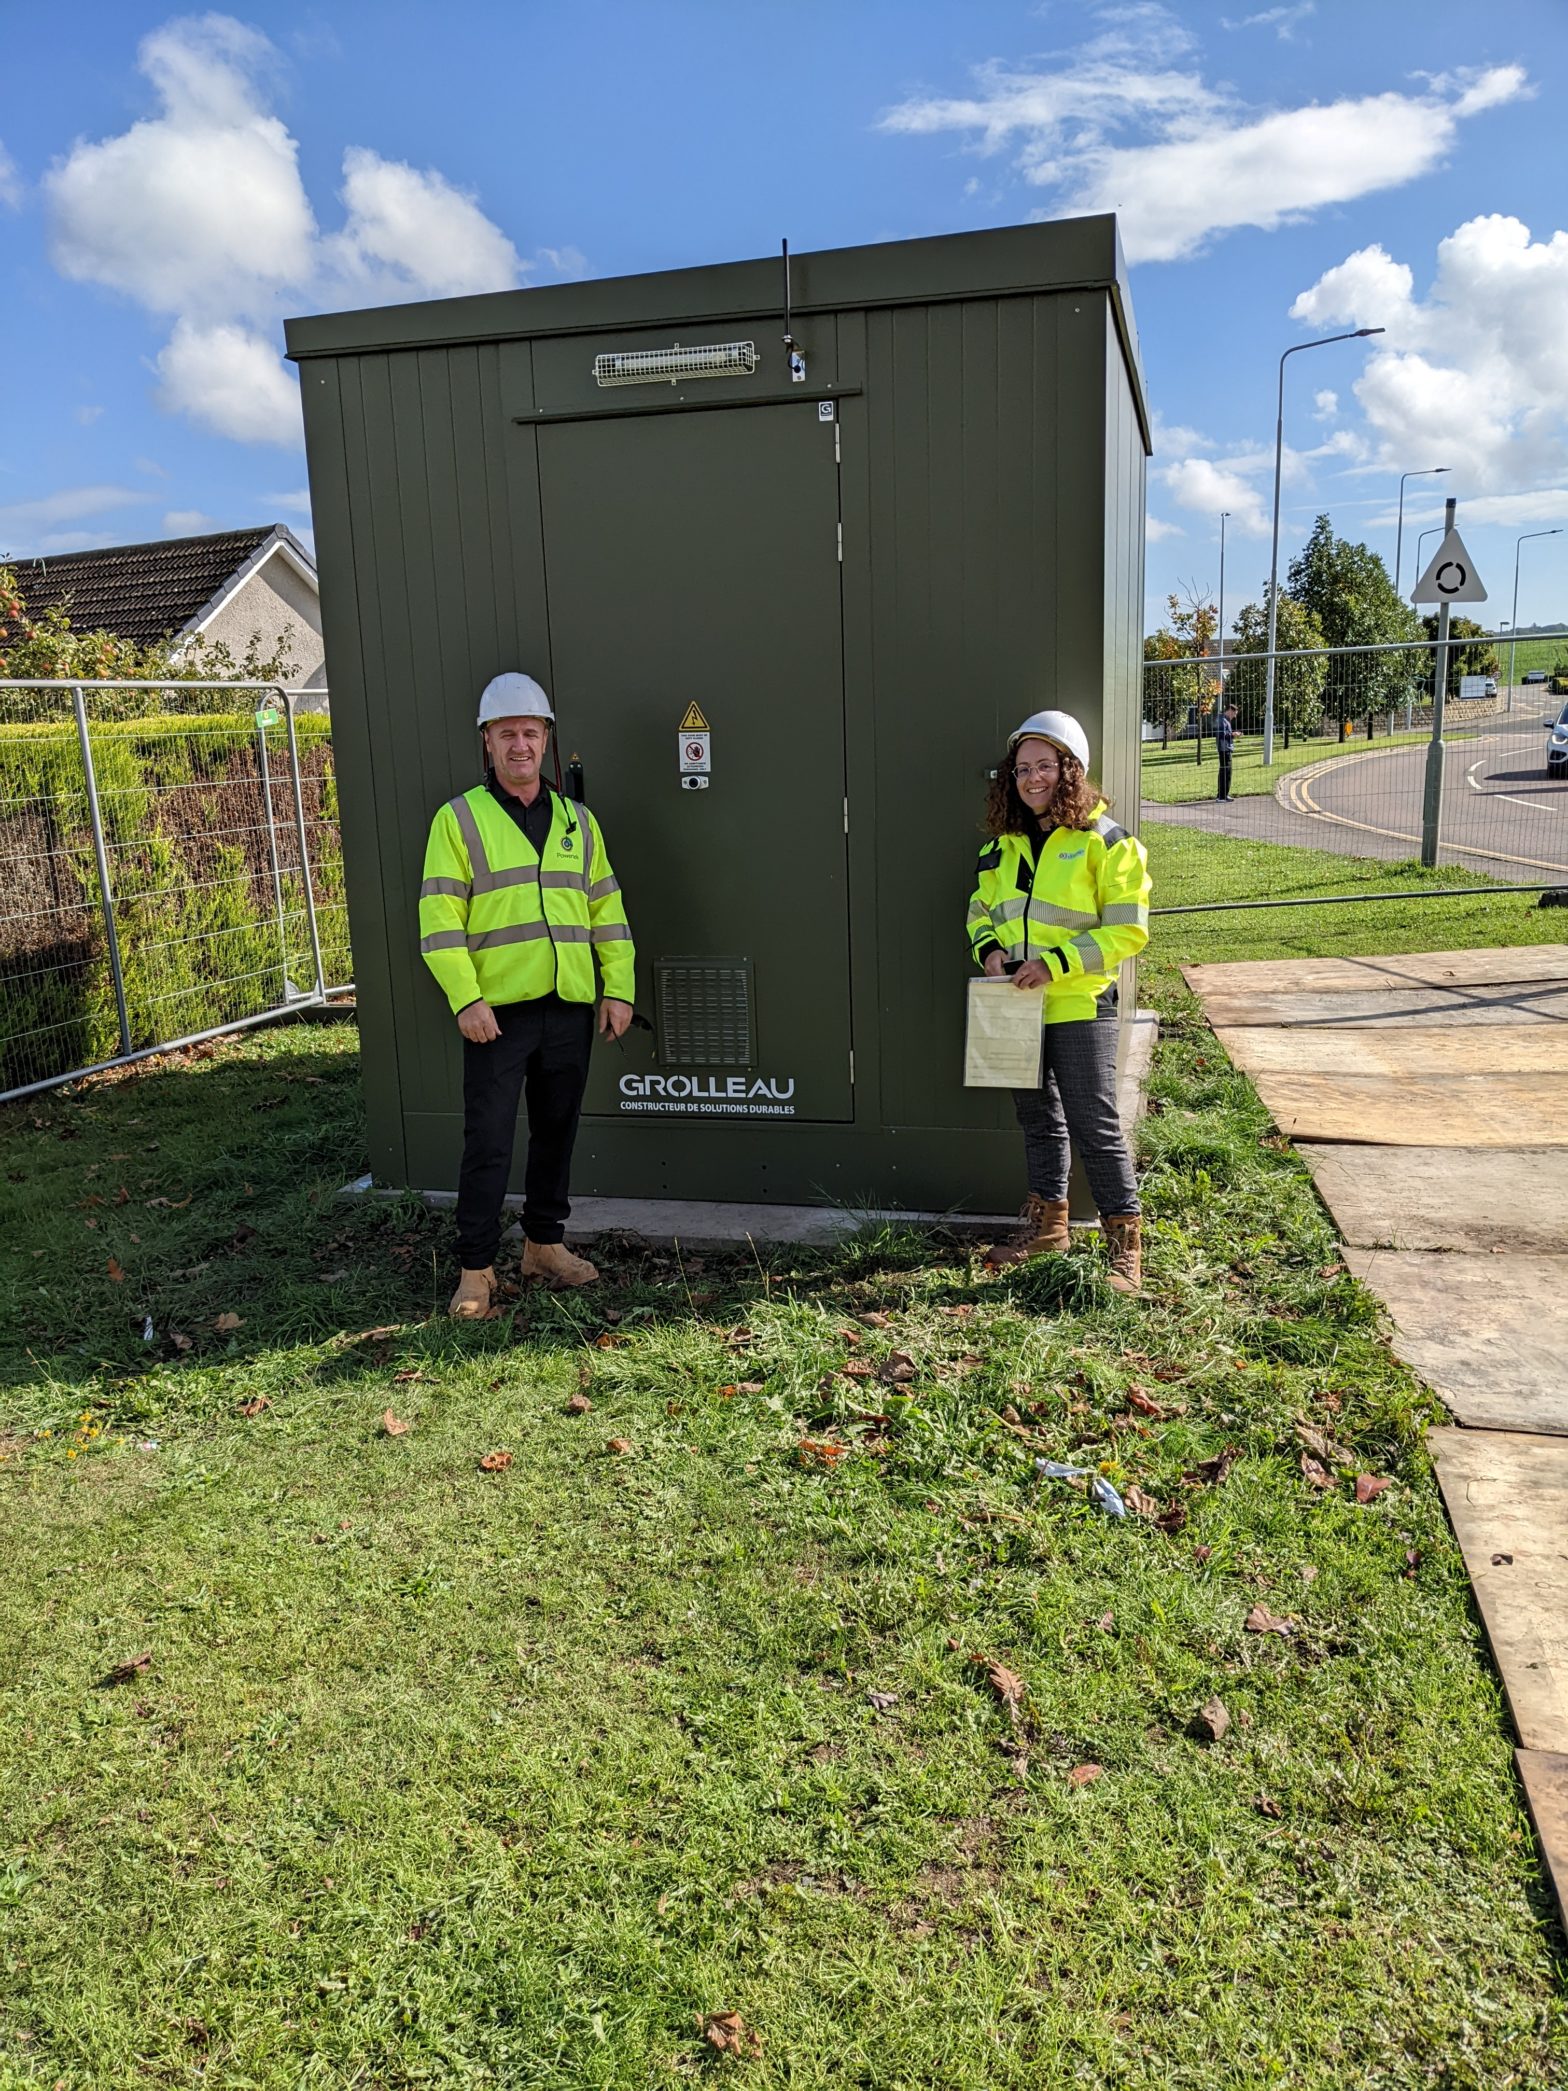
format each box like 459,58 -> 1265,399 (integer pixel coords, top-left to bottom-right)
1012,761 -> 1061,783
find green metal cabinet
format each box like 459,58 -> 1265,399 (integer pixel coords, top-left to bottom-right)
285,217 -> 1150,1214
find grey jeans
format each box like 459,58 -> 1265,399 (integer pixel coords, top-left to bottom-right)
1013,995 -> 1139,1216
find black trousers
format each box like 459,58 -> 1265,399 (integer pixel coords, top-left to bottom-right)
1217,751 -> 1233,800
1012,995 -> 1139,1216
455,994 -> 594,1268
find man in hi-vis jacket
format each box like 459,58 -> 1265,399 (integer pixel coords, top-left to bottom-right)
419,673 -> 635,1316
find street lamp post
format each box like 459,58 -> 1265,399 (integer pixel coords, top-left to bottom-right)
1511,528 -> 1564,707
1395,466 -> 1451,598
1263,327 -> 1385,765
1405,525 -> 1444,729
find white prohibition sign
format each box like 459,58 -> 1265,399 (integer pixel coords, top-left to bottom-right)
678,730 -> 712,774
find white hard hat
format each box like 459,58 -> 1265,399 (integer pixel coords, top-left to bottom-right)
477,672 -> 554,727
1008,708 -> 1089,771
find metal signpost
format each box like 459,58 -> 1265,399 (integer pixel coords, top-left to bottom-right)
1410,499 -> 1487,868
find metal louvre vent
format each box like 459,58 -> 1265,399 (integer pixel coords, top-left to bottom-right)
655,957 -> 755,1068
593,341 -> 757,388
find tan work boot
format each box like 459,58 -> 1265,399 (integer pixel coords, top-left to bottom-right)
448,1266 -> 496,1320
985,1195 -> 1071,1269
1101,1214 -> 1143,1295
522,1238 -> 599,1289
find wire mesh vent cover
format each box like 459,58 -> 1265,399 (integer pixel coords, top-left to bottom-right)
655,957 -> 755,1068
593,341 -> 757,388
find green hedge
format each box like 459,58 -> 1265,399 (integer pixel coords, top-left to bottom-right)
2,712 -> 350,1090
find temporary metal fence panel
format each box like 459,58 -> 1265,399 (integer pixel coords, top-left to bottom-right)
0,680 -> 352,1101
1141,630 -> 1568,907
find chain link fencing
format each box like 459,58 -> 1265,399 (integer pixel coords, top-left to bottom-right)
1,680 -> 352,1101
1141,630 -> 1568,906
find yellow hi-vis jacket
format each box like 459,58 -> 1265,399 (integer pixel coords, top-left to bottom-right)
967,805 -> 1151,1025
418,784 -> 635,1014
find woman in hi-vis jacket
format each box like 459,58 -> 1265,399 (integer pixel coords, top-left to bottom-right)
967,709 -> 1152,1293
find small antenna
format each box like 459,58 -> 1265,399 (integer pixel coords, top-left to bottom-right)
781,238 -> 806,384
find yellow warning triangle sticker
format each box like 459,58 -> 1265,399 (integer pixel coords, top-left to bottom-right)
678,701 -> 710,732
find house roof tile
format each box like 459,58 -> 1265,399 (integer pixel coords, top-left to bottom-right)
5,526 -> 303,647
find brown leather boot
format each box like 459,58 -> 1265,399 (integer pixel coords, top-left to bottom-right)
985,1195 -> 1071,1268
522,1238 -> 600,1289
1101,1214 -> 1143,1295
448,1266 -> 496,1320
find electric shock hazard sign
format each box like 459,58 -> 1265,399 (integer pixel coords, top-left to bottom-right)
677,700 -> 712,787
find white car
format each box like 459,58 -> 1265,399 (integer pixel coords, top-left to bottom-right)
1547,703 -> 1568,778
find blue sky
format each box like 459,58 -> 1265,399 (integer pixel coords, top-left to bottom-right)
4,0 -> 1565,633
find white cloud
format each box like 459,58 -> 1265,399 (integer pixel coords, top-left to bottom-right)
263,487 -> 313,515
1160,456 -> 1271,535
43,12 -> 532,448
1291,214 -> 1568,497
154,318 -> 303,447
323,147 -> 522,302
878,16 -> 1530,264
163,509 -> 216,533
1220,4 -> 1315,38
536,244 -> 589,282
1145,515 -> 1185,541
0,140 -> 21,209
1312,389 -> 1337,421
0,484 -> 153,554
75,404 -> 105,426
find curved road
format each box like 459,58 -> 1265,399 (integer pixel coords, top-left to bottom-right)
1145,717 -> 1568,883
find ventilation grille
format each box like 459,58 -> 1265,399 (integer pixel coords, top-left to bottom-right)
655,957 -> 755,1068
593,341 -> 757,388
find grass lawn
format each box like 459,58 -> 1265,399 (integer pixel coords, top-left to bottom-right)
1142,728 -> 1441,806
3,871 -> 1566,2084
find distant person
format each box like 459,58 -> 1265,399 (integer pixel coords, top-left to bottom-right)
967,709 -> 1153,1294
1215,702 -> 1238,802
419,674 -> 636,1317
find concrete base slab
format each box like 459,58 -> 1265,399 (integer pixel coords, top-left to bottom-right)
1215,1022 -> 1568,1079
1303,1146 -> 1568,1253
1247,1070 -> 1568,1147
1346,1253 -> 1568,1434
1185,945 -> 1568,997
1197,984 -> 1568,1030
1516,1750 -> 1568,1936
1427,1428 -> 1568,1754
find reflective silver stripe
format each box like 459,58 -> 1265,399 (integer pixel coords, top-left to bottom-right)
466,922 -> 553,952
992,897 -> 1027,924
590,923 -> 632,942
472,863 -> 539,896
420,876 -> 469,901
540,869 -> 587,891
447,793 -> 489,876
574,804 -> 594,884
1101,902 -> 1148,928
420,930 -> 469,954
1070,933 -> 1104,970
588,875 -> 620,902
1027,901 -> 1099,932
553,923 -> 593,944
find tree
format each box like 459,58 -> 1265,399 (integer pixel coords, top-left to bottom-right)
1419,613 -> 1501,699
1142,584 -> 1220,728
1286,514 -> 1423,718
1226,593 -> 1328,736
0,565 -> 299,721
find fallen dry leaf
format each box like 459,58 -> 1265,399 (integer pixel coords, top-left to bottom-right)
1189,1696 -> 1230,1743
939,1302 -> 976,1319
1193,1543 -> 1212,1566
96,1651 -> 152,1689
1299,1454 -> 1334,1491
879,1350 -> 917,1385
1295,1420 -> 1353,1468
477,1450 -> 513,1473
857,1311 -> 893,1330
169,1331 -> 192,1352
1354,1473 -> 1393,1504
383,1410 -> 411,1437
702,2010 -> 762,2060
238,1396 -> 269,1418
1067,1763 -> 1104,1788
606,1437 -> 634,1456
566,1392 -> 594,1414
1125,1386 -> 1168,1420
392,1369 -> 426,1384
114,1184 -> 129,1205
1123,1484 -> 1160,1519
593,1331 -> 624,1349
144,1195 -> 192,1210
1156,1501 -> 1189,1536
1184,1445 -> 1240,1489
1254,1793 -> 1283,1819
838,1358 -> 876,1380
798,1438 -> 848,1468
866,1689 -> 899,1712
1492,1552 -> 1514,1566
213,1312 -> 243,1333
106,1257 -> 126,1284
1244,1604 -> 1294,1638
737,1380 -> 765,1396
980,1659 -> 1025,1709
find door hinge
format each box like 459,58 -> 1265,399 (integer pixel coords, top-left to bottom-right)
836,521 -> 843,563
849,1048 -> 855,1085
834,423 -> 841,464
843,795 -> 849,835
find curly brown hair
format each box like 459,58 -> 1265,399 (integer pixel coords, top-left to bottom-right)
983,746 -> 1105,837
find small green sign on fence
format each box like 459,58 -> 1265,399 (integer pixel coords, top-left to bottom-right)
254,707 -> 280,729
